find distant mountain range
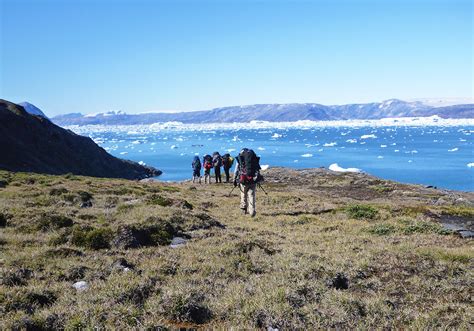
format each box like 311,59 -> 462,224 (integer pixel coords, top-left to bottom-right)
0,99 -> 161,179
50,99 -> 474,126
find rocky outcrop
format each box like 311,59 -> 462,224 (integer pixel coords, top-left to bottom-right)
0,99 -> 161,179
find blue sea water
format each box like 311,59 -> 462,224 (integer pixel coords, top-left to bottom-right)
86,126 -> 474,191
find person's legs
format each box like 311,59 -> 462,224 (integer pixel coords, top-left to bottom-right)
224,168 -> 230,182
247,183 -> 257,217
240,184 -> 248,213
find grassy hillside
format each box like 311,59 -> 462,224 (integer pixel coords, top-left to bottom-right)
0,168 -> 473,329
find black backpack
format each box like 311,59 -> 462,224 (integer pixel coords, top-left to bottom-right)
192,156 -> 201,170
237,148 -> 261,184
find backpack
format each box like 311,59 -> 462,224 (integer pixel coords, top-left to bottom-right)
237,148 -> 261,184
222,153 -> 234,168
192,156 -> 201,170
212,152 -> 222,167
203,155 -> 212,170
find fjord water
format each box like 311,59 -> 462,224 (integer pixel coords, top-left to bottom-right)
87,126 -> 473,191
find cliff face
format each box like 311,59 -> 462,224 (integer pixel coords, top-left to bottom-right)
0,99 -> 161,179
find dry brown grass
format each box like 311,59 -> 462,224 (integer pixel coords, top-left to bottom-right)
0,169 -> 473,329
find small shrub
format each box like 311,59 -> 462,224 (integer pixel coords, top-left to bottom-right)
346,204 -> 378,220
0,213 -> 7,227
49,187 -> 68,196
78,191 -> 93,202
159,291 -> 212,324
367,223 -> 396,236
147,194 -> 172,207
37,214 -> 74,231
401,219 -> 450,235
70,226 -> 112,249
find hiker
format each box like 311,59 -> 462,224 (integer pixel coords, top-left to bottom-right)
203,154 -> 213,184
212,151 -> 222,183
191,155 -> 202,184
222,153 -> 234,183
233,148 -> 262,217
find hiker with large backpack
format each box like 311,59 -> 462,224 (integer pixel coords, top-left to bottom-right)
202,154 -> 213,184
191,155 -> 202,184
212,151 -> 223,183
233,148 -> 263,217
222,153 -> 234,183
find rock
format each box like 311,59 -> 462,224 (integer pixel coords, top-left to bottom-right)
111,258 -> 135,272
170,237 -> 187,248
72,281 -> 89,291
80,200 -> 93,208
112,226 -> 141,249
327,273 -> 349,290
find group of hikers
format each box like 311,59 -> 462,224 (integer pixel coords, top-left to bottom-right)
191,148 -> 263,217
192,152 -> 235,184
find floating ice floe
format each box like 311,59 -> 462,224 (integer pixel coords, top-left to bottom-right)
448,148 -> 459,152
170,145 -> 178,149
380,145 -> 387,148
346,139 -> 357,143
301,153 -> 313,157
467,163 -> 474,168
260,164 -> 270,170
271,133 -> 283,138
377,156 -> 384,159
119,152 -> 128,155
328,163 -> 361,173
323,142 -> 337,147
258,147 -> 265,151
138,161 -> 146,166
360,134 -> 377,139
64,116 -> 474,136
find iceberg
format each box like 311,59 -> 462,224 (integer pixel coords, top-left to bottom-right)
329,163 -> 361,173
323,142 -> 337,147
301,153 -> 313,157
360,134 -> 377,139
448,148 -> 459,152
260,164 -> 270,170
467,163 -> 474,168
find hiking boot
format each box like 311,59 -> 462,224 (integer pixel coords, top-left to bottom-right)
250,211 -> 256,218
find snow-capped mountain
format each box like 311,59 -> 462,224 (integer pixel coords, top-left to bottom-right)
51,99 -> 473,126
18,102 -> 48,118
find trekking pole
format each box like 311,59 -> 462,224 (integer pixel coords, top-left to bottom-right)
227,185 -> 237,197
257,183 -> 268,195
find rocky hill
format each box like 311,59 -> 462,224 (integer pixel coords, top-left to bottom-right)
0,99 -> 161,179
18,102 -> 48,118
51,99 -> 474,125
0,168 -> 472,329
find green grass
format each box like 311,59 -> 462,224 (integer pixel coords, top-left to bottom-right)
0,170 -> 472,329
346,204 -> 378,220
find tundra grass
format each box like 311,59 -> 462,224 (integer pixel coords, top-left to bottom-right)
0,169 -> 473,329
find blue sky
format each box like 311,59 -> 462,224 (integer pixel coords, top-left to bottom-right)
1,0 -> 472,116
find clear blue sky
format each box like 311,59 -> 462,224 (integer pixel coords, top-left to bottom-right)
1,0 -> 472,116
